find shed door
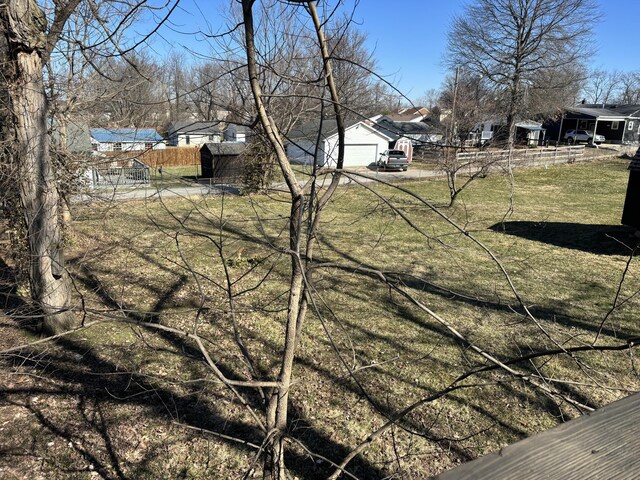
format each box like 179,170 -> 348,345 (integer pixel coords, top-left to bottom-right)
343,144 -> 378,167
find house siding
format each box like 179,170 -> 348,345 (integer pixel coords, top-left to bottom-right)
325,123 -> 389,167
623,119 -> 640,144
595,120 -> 625,143
287,121 -> 391,167
176,133 -> 221,147
287,140 -> 327,166
93,141 -> 166,152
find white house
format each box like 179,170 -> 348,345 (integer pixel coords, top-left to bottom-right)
469,119 -> 545,146
167,121 -> 222,147
286,119 -> 393,167
90,128 -> 166,152
224,123 -> 251,143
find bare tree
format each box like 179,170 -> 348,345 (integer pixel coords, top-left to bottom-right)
582,68 -> 621,104
0,0 -> 176,334
439,69 -> 495,142
323,18 -> 382,119
83,53 -> 165,127
3,2 -> 640,479
446,0 -> 597,148
615,71 -> 640,105
186,61 -> 227,121
0,0 -> 85,334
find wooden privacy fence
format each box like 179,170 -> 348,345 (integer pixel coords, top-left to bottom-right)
456,145 -> 585,171
103,147 -> 201,167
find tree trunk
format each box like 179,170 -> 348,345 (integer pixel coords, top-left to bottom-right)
2,1 -> 77,334
506,77 -> 520,149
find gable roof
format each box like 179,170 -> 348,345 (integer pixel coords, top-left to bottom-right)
372,117 -> 432,139
91,128 -> 163,143
398,106 -> 429,116
287,119 -> 393,143
287,119 -> 343,141
170,121 -> 222,135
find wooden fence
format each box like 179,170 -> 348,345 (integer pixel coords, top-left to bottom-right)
456,145 -> 585,171
103,147 -> 201,167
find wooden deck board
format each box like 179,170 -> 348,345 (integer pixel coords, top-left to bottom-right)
433,393 -> 640,480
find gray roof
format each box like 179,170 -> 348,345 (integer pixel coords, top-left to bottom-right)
287,118 -> 378,142
288,119 -> 340,141
201,142 -> 246,155
566,104 -> 640,119
170,121 -> 222,135
226,123 -> 251,133
372,117 -> 431,139
52,120 -> 92,152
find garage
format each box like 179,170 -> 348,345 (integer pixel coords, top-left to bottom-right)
286,119 -> 393,167
343,144 -> 378,167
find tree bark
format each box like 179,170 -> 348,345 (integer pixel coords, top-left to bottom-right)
1,0 -> 77,334
241,1 -> 306,477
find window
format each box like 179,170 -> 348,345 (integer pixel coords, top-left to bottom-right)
92,143 -> 98,152
185,135 -> 190,145
628,121 -> 634,131
612,121 -> 619,130
113,142 -> 122,151
145,143 -> 153,150
208,134 -> 215,141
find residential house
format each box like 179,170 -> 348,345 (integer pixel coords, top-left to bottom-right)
366,116 -> 440,162
167,121 -> 222,147
286,119 -> 394,167
90,128 -> 165,152
224,123 -> 251,143
52,119 -> 92,153
387,107 -> 431,123
469,119 -> 545,147
557,104 -> 640,144
372,116 -> 439,145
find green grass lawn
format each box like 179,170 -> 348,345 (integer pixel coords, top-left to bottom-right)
2,157 -> 639,479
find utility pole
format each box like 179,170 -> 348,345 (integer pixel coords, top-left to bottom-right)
449,66 -> 460,145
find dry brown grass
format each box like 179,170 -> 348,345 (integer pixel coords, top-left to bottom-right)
1,157 -> 638,479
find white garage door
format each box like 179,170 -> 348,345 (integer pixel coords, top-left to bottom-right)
343,144 -> 378,167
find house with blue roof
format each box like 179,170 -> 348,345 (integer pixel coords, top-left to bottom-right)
90,128 -> 166,152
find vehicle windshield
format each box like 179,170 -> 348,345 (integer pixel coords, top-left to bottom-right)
388,150 -> 405,156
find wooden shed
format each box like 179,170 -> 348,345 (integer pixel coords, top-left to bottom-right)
200,143 -> 247,183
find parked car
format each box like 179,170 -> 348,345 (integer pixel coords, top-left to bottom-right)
377,149 -> 409,171
563,129 -> 605,145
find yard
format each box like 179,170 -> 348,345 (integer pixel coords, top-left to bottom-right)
1,157 -> 639,479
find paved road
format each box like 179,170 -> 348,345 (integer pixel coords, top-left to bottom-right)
75,166 -> 438,202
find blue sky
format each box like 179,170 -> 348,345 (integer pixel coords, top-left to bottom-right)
154,0 -> 640,102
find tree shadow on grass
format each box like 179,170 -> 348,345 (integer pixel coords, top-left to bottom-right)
489,221 -> 638,256
0,255 -> 389,479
